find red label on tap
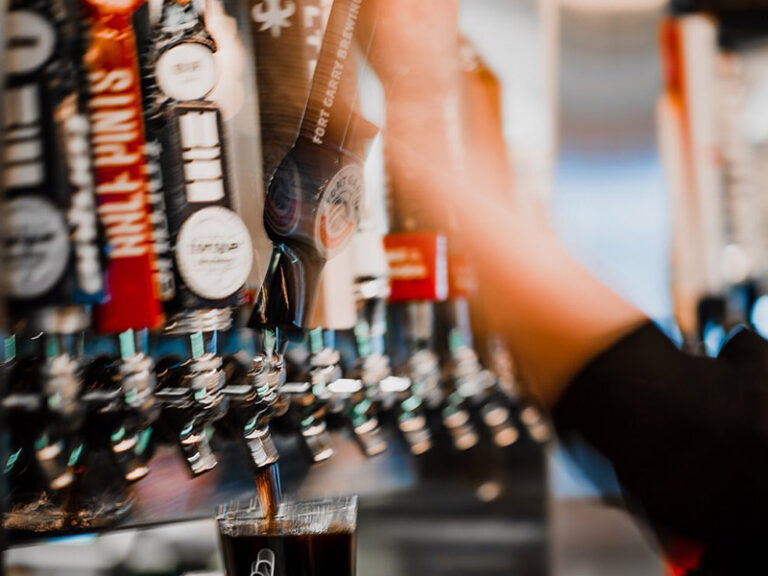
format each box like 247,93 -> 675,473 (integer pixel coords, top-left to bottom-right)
384,232 -> 448,303
448,252 -> 477,299
83,0 -> 163,333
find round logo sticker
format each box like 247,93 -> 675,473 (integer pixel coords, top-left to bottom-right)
316,164 -> 363,258
7,10 -> 56,75
175,207 -> 253,300
4,196 -> 70,298
156,42 -> 218,102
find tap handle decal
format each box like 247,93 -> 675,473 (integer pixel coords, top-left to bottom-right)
149,0 -> 252,316
3,0 -> 105,317
296,0 -> 363,153
384,232 -> 449,303
81,0 -> 164,333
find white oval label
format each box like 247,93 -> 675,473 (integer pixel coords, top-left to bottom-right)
7,10 -> 56,75
156,42 -> 217,102
4,196 -> 70,298
315,164 -> 363,258
175,207 -> 253,300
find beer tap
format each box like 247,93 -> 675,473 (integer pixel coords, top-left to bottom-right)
154,331 -> 226,476
2,0 -> 106,528
307,226 -> 388,458
714,14 -> 768,333
247,0 -> 374,465
141,0 -> 254,475
454,37 -> 549,445
384,233 -> 453,448
79,329 -> 157,486
243,0 -> 321,473
70,0 -> 175,495
351,145 -> 432,456
221,345 -> 285,475
310,327 -> 388,458
659,13 -> 730,354
439,253 -> 520,449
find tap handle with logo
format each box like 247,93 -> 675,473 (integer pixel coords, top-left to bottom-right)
147,0 -> 252,326
250,0 -> 372,335
3,0 -> 105,327
80,0 -> 166,334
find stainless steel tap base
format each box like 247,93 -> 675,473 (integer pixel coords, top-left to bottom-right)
43,353 -> 81,419
520,405 -> 552,443
407,349 -> 443,409
120,353 -> 156,412
35,438 -> 75,491
187,354 -> 227,415
443,408 -> 480,451
357,353 -> 392,388
180,426 -> 218,476
481,403 -> 520,448
301,421 -> 335,463
250,354 -> 287,417
354,417 -> 388,457
244,425 -> 280,469
111,431 -> 151,482
399,414 -> 433,456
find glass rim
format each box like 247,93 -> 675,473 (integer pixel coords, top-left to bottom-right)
216,495 -> 358,525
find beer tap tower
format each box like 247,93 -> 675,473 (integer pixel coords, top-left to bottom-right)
144,0 -> 254,476
79,0 -> 168,490
2,0 -> 108,530
247,0 -> 371,468
0,0 -> 551,556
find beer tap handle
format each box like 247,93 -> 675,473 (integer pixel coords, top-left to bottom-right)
250,0 -> 372,335
252,245 -> 325,337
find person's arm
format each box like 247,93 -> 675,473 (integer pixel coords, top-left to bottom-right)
360,3 -> 768,568
361,0 -> 646,407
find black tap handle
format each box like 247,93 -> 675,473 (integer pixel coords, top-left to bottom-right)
249,0 -> 373,333
250,145 -> 363,333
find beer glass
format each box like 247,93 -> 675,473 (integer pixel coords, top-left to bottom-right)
217,496 -> 357,576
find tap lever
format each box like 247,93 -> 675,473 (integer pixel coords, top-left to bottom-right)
327,378 -> 387,457
154,355 -> 223,476
222,354 -> 283,471
36,353 -> 84,491
379,376 -> 432,456
281,382 -> 335,463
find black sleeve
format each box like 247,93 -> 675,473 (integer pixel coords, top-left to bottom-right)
552,322 -> 768,562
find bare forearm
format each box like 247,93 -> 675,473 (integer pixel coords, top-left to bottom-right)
367,0 -> 646,406
385,132 -> 646,406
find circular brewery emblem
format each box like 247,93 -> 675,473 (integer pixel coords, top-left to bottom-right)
316,163 -> 363,258
175,207 -> 253,300
4,196 -> 70,298
7,10 -> 56,75
156,42 -> 218,102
